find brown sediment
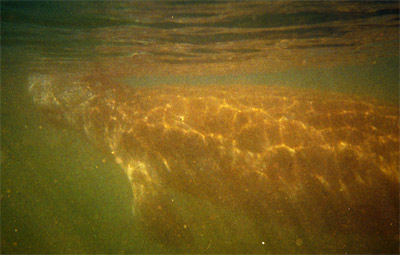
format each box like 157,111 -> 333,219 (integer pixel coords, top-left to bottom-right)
29,74 -> 399,252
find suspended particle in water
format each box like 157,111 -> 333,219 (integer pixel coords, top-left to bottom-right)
296,238 -> 303,246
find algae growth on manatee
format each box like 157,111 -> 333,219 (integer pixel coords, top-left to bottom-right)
28,72 -> 399,252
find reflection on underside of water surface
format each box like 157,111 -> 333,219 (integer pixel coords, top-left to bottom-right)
2,1 -> 398,76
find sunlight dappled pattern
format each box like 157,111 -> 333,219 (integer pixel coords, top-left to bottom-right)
29,73 -> 399,253
2,0 -> 398,253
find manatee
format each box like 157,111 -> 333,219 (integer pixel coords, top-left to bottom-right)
28,73 -> 399,252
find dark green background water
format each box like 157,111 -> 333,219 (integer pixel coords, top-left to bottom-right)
1,1 -> 399,253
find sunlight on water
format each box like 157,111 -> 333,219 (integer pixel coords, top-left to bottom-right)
1,1 -> 399,254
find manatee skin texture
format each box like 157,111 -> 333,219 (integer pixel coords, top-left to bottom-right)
29,73 -> 399,253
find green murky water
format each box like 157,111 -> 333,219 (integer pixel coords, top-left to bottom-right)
1,1 -> 399,253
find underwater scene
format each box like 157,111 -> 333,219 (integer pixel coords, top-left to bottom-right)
1,1 -> 399,254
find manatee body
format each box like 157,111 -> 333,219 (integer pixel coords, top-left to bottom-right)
29,73 -> 399,252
